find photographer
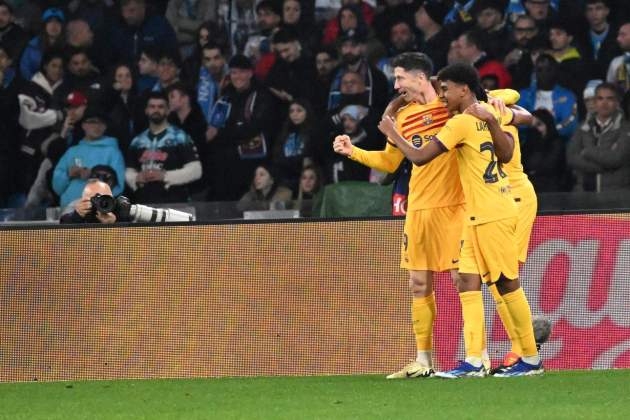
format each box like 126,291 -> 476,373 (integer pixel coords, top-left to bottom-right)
60,179 -> 124,224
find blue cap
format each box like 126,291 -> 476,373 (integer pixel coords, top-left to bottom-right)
42,8 -> 65,23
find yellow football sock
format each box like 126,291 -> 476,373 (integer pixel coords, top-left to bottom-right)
459,291 -> 484,359
502,288 -> 538,357
489,284 -> 522,355
412,293 -> 436,352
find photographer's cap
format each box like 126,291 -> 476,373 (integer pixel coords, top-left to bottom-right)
81,106 -> 109,125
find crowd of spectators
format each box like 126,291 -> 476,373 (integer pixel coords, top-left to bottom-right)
2,0 -> 630,215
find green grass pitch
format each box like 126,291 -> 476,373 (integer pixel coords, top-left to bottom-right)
1,370 -> 629,419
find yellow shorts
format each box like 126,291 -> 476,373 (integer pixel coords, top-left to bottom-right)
458,217 -> 519,283
401,204 -> 465,272
512,180 -> 537,263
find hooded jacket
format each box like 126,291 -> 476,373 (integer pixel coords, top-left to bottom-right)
52,136 -> 125,208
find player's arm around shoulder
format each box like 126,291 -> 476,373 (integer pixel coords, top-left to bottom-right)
378,115 -> 445,166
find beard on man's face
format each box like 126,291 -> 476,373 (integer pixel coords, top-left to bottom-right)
342,53 -> 361,65
149,112 -> 167,124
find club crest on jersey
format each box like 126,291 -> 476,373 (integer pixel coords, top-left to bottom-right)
411,134 -> 423,148
421,114 -> 434,126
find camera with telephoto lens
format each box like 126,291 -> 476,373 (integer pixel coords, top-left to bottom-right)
89,194 -> 193,222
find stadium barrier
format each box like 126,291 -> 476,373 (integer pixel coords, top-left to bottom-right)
1,214 -> 629,382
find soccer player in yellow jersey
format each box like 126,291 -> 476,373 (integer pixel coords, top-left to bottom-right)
334,53 -> 463,379
380,63 -> 543,378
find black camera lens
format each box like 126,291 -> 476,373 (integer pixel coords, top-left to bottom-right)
90,194 -> 116,213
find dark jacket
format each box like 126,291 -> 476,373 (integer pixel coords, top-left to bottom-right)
0,22 -> 28,61
567,111 -> 630,192
578,26 -> 622,80
265,54 -> 319,107
521,129 -> 568,192
108,13 -> 178,64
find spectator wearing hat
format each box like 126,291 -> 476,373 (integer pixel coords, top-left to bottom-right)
59,90 -> 88,146
327,29 -> 388,113
579,0 -> 621,80
414,0 -> 452,73
16,48 -> 66,200
504,14 -> 547,90
453,30 -> 512,88
567,82 -> 630,192
236,163 -> 293,212
265,27 -> 319,108
471,0 -> 512,60
0,1 -> 28,62
205,54 -> 278,201
109,0 -> 178,65
518,53 -> 578,139
606,21 -> 630,94
126,91 -> 202,204
52,106 -> 125,209
19,7 -> 65,81
548,19 -> 590,100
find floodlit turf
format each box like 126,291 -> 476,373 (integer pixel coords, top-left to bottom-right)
1,370 -> 629,419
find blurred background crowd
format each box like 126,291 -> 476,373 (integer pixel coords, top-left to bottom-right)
1,0 -> 630,217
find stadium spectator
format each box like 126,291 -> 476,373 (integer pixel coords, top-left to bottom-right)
521,108 -> 569,192
453,30 -> 512,88
16,49 -> 66,201
312,46 -> 339,115
103,63 -> 139,152
579,0 -> 621,80
194,42 -> 228,131
167,82 -> 207,197
205,54 -> 278,201
236,164 -> 293,212
52,107 -> 125,209
19,7 -> 65,81
567,82 -> 630,192
523,0 -> 555,34
165,0 -> 214,58
137,46 -> 160,93
184,20 -> 230,82
293,164 -> 322,216
272,98 -> 316,188
59,90 -> 88,148
376,19 -> 417,91
548,19 -> 590,101
372,0 -> 414,48
606,22 -> 630,94
321,0 -> 374,46
0,1 -> 28,62
470,0 -> 512,60
413,0 -> 451,72
0,42 -> 21,207
59,178 -> 123,223
324,102 -> 382,183
244,0 -> 282,64
153,49 -> 183,93
67,0 -> 115,35
265,27 -> 319,107
125,91 -> 202,203
109,0 -> 178,65
282,0 -> 319,52
58,48 -> 103,105
327,29 -> 388,112
583,79 -> 604,116
504,14 -> 546,90
518,53 -> 578,138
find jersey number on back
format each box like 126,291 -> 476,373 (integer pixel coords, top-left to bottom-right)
480,141 -> 507,184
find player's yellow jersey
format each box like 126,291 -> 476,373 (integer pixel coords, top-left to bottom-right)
502,124 -> 529,189
436,103 -> 517,225
351,98 -> 464,210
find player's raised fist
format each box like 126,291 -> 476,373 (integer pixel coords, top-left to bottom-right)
333,135 -> 353,156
